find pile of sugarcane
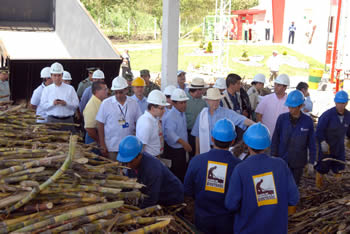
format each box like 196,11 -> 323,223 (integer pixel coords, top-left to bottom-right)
0,104 -> 194,233
288,148 -> 350,233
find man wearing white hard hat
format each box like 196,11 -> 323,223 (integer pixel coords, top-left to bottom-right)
267,50 -> 281,84
96,76 -> 142,160
136,90 -> 169,157
192,88 -> 254,155
213,78 -> 226,94
177,70 -> 188,93
255,74 -> 290,136
30,67 -> 53,123
163,85 -> 176,116
162,88 -> 191,181
247,73 -> 266,121
62,71 -> 72,85
77,67 -> 99,98
79,69 -> 105,113
40,62 -> 79,131
185,78 -> 208,160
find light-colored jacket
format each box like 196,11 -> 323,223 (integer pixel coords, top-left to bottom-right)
221,90 -> 242,114
247,86 -> 259,111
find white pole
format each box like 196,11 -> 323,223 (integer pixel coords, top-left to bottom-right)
161,0 -> 180,90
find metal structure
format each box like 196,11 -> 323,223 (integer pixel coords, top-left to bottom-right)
213,0 -> 232,74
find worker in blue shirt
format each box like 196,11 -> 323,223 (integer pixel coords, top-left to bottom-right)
315,90 -> 350,188
191,88 -> 254,155
163,88 -> 192,182
117,135 -> 184,208
225,123 -> 299,234
184,119 -> 240,234
271,90 -> 316,186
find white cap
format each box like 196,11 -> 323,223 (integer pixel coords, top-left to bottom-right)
111,76 -> 128,90
203,88 -> 224,100
50,62 -> 64,74
213,78 -> 226,89
252,73 -> 266,84
40,67 -> 51,78
163,85 -> 176,96
63,71 -> 72,81
171,88 -> 189,101
92,69 -> 105,79
147,90 -> 169,106
274,74 -> 290,86
177,70 -> 186,76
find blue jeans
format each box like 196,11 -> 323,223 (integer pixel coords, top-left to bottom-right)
85,133 -> 101,155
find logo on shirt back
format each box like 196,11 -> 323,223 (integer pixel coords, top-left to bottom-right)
205,161 -> 228,193
300,128 -> 309,132
252,172 -> 278,206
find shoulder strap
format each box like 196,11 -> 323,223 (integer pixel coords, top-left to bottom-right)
223,96 -> 232,110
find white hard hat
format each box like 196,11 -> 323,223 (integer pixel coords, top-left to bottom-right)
111,76 -> 128,91
213,78 -> 226,89
163,85 -> 176,96
171,88 -> 189,101
274,74 -> 290,86
92,69 -> 105,79
40,67 -> 51,78
50,62 -> 64,74
62,71 -> 72,80
252,73 -> 266,84
147,90 -> 169,106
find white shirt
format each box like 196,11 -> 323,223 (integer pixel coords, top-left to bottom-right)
40,82 -> 79,117
267,55 -> 281,72
30,83 -> 47,123
255,93 -> 289,136
96,96 -> 142,152
136,111 -> 161,156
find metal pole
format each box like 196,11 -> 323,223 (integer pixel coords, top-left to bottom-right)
331,0 -> 342,83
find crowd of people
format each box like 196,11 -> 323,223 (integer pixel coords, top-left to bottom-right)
22,61 -> 350,233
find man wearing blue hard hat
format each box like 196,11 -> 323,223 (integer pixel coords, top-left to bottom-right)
271,90 -> 316,186
184,118 -> 241,234
225,123 -> 299,234
117,136 -> 184,208
315,90 -> 350,188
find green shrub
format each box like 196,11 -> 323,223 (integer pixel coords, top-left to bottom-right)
242,51 -> 248,58
206,41 -> 213,53
282,51 -> 287,56
199,41 -> 205,49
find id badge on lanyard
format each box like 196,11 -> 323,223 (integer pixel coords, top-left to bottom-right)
118,104 -> 129,128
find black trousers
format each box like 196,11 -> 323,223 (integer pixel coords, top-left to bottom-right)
163,143 -> 187,182
244,30 -> 248,43
265,28 -> 270,40
288,31 -> 295,44
187,130 -> 196,160
289,167 -> 304,186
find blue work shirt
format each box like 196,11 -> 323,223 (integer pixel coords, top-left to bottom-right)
191,106 -> 246,145
184,149 -> 241,218
131,95 -> 148,113
163,107 -> 188,148
79,86 -> 92,112
271,112 -> 316,167
128,152 -> 184,208
225,154 -> 299,234
316,107 -> 350,164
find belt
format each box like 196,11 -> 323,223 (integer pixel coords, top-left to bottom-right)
49,115 -> 73,120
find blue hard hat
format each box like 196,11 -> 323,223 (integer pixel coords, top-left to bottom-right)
211,118 -> 237,142
243,123 -> 271,150
117,136 -> 143,163
285,90 -> 305,107
334,90 -> 349,103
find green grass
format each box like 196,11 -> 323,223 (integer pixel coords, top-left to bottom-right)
128,43 -> 324,79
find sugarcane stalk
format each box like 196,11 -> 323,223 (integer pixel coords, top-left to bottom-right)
18,202 -> 53,213
3,135 -> 77,215
0,192 -> 29,209
5,167 -> 45,177
41,208 -> 116,234
118,216 -> 172,226
12,201 -> 124,233
48,184 -> 122,194
125,219 -> 171,234
106,205 -> 162,232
